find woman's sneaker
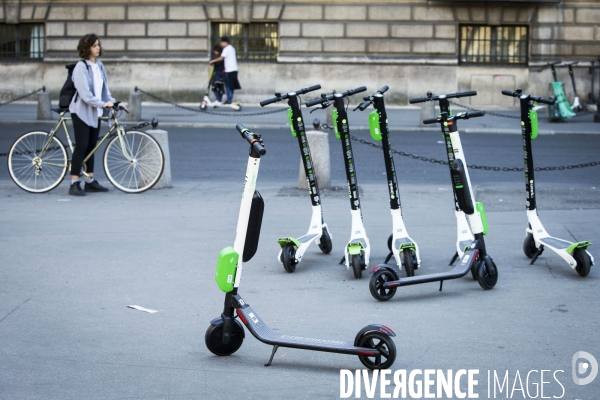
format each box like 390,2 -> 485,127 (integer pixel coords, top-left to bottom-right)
84,180 -> 109,192
69,182 -> 86,196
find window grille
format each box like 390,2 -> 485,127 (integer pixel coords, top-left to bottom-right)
0,23 -> 45,61
459,25 -> 528,66
211,23 -> 278,62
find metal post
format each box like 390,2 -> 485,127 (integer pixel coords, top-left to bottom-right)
127,90 -> 142,121
298,130 -> 331,190
146,129 -> 172,189
595,56 -> 600,123
37,87 -> 52,120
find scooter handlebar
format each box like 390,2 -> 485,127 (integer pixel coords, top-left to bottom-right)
465,110 -> 485,119
378,85 -> 389,94
259,97 -> 279,107
501,89 -> 516,97
422,117 -> 439,125
260,84 -> 322,107
344,86 -> 368,96
532,96 -> 555,105
409,96 -> 430,104
305,97 -> 325,108
236,124 -> 266,155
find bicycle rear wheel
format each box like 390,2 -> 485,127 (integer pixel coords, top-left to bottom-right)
8,131 -> 68,193
103,130 -> 164,193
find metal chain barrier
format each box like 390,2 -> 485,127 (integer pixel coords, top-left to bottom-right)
319,123 -> 599,172
0,87 -> 45,107
448,99 -> 596,118
135,87 -> 288,118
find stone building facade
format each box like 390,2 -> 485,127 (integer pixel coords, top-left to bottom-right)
1,0 -> 599,106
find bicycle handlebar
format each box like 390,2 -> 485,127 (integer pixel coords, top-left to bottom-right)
409,90 -> 477,104
260,84 -> 321,107
236,124 -> 266,155
305,86 -> 367,107
501,89 -> 555,105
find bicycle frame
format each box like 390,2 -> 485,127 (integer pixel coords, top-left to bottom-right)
40,110 -> 133,177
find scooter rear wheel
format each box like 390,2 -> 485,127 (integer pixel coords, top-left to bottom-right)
401,249 -> 416,277
205,319 -> 245,356
282,243 -> 298,273
477,258 -> 498,290
351,254 -> 363,279
523,233 -> 538,259
369,269 -> 398,301
318,228 -> 333,254
357,331 -> 397,370
573,248 -> 591,277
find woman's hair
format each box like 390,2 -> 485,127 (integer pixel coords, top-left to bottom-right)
212,44 -> 222,55
77,34 -> 103,59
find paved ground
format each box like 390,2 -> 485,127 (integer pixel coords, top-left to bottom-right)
0,101 -> 599,399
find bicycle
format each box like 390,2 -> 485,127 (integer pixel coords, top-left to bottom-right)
7,102 -> 164,194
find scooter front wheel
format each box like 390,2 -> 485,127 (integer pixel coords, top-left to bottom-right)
282,243 -> 298,273
351,254 -> 363,279
523,233 -> 538,259
401,249 -> 416,277
573,248 -> 591,277
477,258 -> 498,290
369,269 -> 398,301
205,319 -> 245,356
318,228 -> 333,254
357,331 -> 396,370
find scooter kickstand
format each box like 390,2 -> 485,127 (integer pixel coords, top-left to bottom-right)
449,252 -> 459,266
530,245 -> 545,265
384,252 -> 393,264
339,255 -> 346,265
439,280 -> 444,291
265,345 -> 279,367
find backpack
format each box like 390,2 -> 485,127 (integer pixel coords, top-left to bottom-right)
58,60 -> 89,109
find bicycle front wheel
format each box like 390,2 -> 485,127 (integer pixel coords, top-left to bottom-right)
103,130 -> 164,193
8,131 -> 68,193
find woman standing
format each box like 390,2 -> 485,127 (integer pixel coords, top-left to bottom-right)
68,33 -> 116,196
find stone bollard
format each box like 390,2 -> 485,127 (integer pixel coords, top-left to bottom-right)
146,129 -> 172,189
419,101 -> 436,126
298,130 -> 331,190
37,90 -> 52,120
127,90 -> 142,121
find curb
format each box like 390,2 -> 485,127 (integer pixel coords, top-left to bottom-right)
1,119 -> 598,135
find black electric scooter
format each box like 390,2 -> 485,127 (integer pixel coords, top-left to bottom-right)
260,85 -> 333,273
367,91 -> 498,301
564,62 -> 584,112
205,124 -> 397,369
501,88 -> 594,276
354,85 -> 420,277
306,86 -> 371,279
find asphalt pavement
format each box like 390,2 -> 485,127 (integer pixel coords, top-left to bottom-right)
0,101 -> 599,399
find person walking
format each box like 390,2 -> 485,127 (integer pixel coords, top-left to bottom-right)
68,33 -> 117,196
209,44 -> 226,106
209,36 -> 240,104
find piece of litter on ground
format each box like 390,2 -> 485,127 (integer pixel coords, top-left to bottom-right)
127,305 -> 158,313
437,141 -> 444,144
57,199 -> 71,202
499,199 -> 503,202
438,188 -> 448,191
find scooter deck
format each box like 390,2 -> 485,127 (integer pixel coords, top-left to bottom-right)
538,236 -> 571,251
236,303 -> 378,357
385,248 -> 479,288
297,233 -> 319,243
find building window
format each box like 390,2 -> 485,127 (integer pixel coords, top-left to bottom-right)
0,23 -> 45,61
211,22 -> 278,62
459,25 -> 528,66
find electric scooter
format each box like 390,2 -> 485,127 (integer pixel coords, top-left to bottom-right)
354,85 -> 420,277
200,65 -> 242,112
306,86 -> 371,279
564,62 -> 584,112
501,88 -> 594,276
368,91 -> 499,301
543,61 -> 575,121
205,124 -> 397,370
260,85 -> 333,272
